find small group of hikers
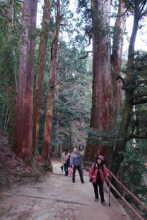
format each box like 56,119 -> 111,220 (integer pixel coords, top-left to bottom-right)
61,147 -> 110,205
61,147 -> 84,183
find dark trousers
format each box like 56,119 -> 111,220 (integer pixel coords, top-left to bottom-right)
64,163 -> 69,176
93,179 -> 104,202
72,165 -> 84,183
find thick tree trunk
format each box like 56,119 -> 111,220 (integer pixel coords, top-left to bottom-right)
41,0 -> 61,168
16,0 -> 37,164
111,0 -> 126,121
85,0 -> 113,161
33,0 -> 51,154
111,15 -> 139,175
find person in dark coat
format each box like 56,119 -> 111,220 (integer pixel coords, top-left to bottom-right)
64,152 -> 71,176
70,147 -> 84,183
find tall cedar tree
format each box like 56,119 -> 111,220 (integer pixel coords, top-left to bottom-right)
111,0 -> 147,174
111,0 -> 126,120
85,0 -> 114,161
41,0 -> 61,168
33,0 -> 52,154
16,0 -> 37,163
85,0 -> 126,161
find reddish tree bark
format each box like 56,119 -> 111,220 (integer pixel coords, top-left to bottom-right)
111,0 -> 126,120
16,0 -> 37,163
41,0 -> 61,167
33,0 -> 52,154
85,0 -> 113,161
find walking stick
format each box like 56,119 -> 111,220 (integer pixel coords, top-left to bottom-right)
108,179 -> 111,207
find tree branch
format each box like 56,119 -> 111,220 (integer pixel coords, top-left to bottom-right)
141,8 -> 147,17
79,51 -> 92,59
137,79 -> 147,86
133,98 -> 147,105
139,0 -> 146,14
129,135 -> 147,139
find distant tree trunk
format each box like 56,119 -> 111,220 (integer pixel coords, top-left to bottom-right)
33,0 -> 52,154
16,0 -> 37,164
111,0 -> 126,121
111,2 -> 143,174
41,0 -> 61,168
85,0 -> 113,161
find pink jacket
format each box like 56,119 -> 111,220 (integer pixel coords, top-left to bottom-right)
89,164 -> 109,184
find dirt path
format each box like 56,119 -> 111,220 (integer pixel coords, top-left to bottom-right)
0,161 -> 130,220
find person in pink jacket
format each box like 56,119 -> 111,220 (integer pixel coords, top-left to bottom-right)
89,155 -> 109,204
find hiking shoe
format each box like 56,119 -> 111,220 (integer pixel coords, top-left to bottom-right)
101,200 -> 106,205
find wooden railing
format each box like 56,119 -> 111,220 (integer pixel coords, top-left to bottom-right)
85,162 -> 147,220
107,170 -> 147,220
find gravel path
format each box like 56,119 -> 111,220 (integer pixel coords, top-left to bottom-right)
0,161 -> 130,220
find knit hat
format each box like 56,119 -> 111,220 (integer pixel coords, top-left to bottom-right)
97,155 -> 104,161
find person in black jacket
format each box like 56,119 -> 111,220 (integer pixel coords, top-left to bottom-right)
64,152 -> 70,176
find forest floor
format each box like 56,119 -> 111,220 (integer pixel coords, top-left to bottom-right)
0,161 -> 130,220
0,130 -> 45,189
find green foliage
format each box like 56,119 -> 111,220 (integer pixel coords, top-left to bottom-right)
119,142 -> 147,202
0,1 -> 21,131
86,128 -> 118,147
128,52 -> 147,139
124,0 -> 147,16
37,36 -> 92,151
137,140 -> 147,155
53,41 -> 92,148
134,51 -> 147,78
